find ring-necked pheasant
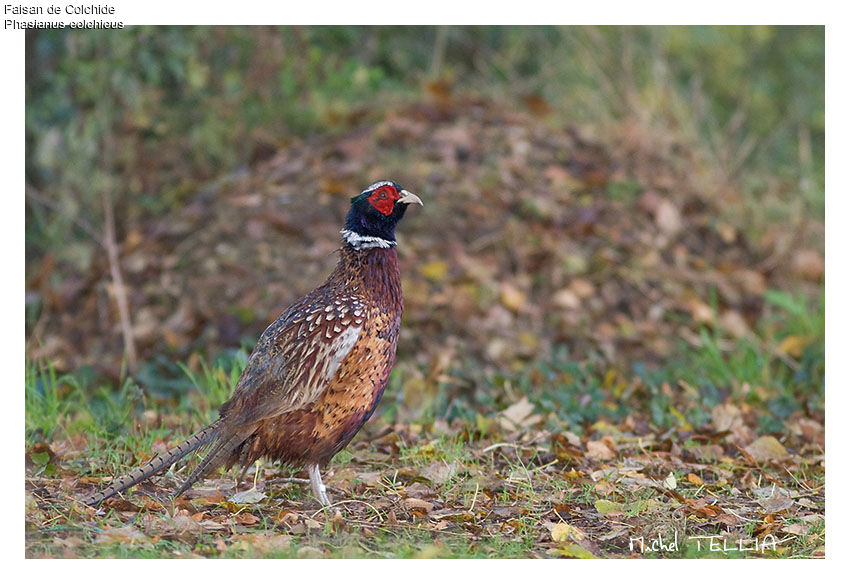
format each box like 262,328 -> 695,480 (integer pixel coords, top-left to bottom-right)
81,181 -> 422,507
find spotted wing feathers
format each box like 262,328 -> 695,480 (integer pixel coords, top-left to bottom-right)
220,294 -> 367,426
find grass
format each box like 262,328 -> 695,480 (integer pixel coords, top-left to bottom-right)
425,288 -> 825,439
26,292 -> 825,558
26,520 -> 538,559
30,284 -> 824,559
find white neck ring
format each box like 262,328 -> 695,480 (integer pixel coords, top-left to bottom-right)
340,229 -> 396,250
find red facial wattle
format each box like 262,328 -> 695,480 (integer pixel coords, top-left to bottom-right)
367,185 -> 399,216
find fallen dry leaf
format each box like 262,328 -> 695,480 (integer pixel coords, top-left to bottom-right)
745,436 -> 789,462
552,288 -> 581,310
402,498 -> 435,513
777,335 -> 812,358
421,461 -> 458,485
229,488 -> 267,505
782,523 -> 807,536
230,533 -> 292,554
586,440 -> 615,461
95,525 -> 147,544
499,282 -> 527,312
550,522 -> 586,543
791,249 -> 824,281
552,543 -> 597,558
499,397 -> 541,431
655,199 -> 682,235
759,496 -> 794,513
719,310 -> 751,338
594,499 -> 624,515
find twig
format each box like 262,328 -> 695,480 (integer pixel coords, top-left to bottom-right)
481,442 -> 547,454
269,477 -> 346,495
26,184 -> 104,246
429,26 -> 449,79
102,190 -> 137,373
481,442 -> 519,453
468,481 -> 479,514
309,499 -> 385,521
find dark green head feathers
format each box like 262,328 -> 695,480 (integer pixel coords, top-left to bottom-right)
342,181 -> 422,249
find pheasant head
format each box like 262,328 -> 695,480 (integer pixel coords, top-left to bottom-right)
341,180 -> 423,250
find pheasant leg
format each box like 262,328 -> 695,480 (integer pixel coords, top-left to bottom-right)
307,463 -> 331,507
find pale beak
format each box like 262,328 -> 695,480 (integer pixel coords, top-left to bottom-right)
398,190 -> 423,206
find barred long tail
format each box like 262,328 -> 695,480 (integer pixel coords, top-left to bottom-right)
80,421 -> 222,507
172,427 -> 253,498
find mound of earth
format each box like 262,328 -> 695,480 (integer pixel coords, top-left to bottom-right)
26,96 -> 821,381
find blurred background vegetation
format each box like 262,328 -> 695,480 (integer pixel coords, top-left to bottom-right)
25,26 -> 824,436
26,26 -> 823,253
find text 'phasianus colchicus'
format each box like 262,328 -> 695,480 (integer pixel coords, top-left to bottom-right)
81,181 -> 422,507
